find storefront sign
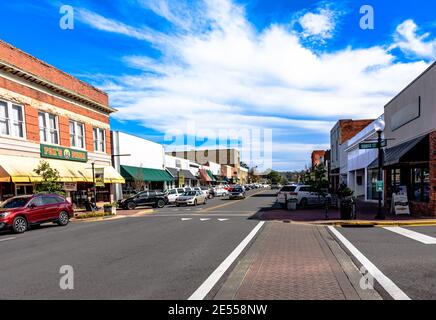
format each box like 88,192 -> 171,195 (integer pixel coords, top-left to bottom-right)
359,140 -> 387,150
178,172 -> 185,188
95,168 -> 105,187
392,186 -> 410,215
376,180 -> 384,192
40,144 -> 87,162
63,182 -> 77,192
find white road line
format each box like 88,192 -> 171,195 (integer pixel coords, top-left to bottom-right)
200,218 -> 210,221
0,237 -> 16,242
181,218 -> 192,221
188,221 -> 265,300
383,227 -> 436,244
328,226 -> 410,300
218,219 -> 228,221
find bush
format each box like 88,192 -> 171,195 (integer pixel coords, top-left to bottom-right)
74,211 -> 115,219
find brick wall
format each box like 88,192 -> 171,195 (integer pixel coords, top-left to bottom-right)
0,40 -> 108,106
24,104 -> 39,142
430,130 -> 436,215
339,119 -> 374,144
58,115 -> 70,147
84,124 -> 94,152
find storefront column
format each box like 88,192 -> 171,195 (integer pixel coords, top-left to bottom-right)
430,131 -> 436,216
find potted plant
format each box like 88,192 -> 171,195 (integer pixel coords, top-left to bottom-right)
103,202 -> 117,215
337,186 -> 354,220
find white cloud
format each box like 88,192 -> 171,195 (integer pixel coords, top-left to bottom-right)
392,19 -> 436,60
76,0 -> 432,170
298,9 -> 336,40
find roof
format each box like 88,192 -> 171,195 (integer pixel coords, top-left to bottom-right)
179,169 -> 198,180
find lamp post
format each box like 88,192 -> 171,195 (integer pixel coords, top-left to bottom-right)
374,118 -> 385,220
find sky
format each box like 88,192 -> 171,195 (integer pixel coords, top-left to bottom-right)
0,0 -> 435,171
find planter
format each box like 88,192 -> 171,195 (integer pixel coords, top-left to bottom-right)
103,206 -> 117,215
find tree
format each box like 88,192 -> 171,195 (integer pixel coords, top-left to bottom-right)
33,160 -> 65,195
266,170 -> 282,184
132,165 -> 146,191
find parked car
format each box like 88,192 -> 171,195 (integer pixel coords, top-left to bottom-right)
277,185 -> 332,208
214,187 -> 229,197
118,191 -> 167,210
196,186 -> 213,199
165,188 -> 186,204
176,191 -> 207,206
0,194 -> 74,234
229,187 -> 246,199
270,184 -> 281,190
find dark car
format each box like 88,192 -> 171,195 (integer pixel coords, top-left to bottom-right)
118,190 -> 167,210
229,187 -> 246,199
0,194 -> 74,234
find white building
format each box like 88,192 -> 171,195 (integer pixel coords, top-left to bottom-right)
111,131 -> 173,199
344,115 -> 385,202
164,155 -> 199,188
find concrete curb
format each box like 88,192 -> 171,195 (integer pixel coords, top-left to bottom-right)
71,215 -> 126,223
312,219 -> 436,227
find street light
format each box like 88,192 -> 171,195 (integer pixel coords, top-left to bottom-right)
374,118 -> 385,220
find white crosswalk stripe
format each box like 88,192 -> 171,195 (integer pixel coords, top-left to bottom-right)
383,227 -> 436,244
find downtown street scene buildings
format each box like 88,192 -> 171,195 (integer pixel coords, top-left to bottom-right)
2,0 -> 436,306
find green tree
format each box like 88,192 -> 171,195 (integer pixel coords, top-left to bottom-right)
33,160 -> 65,195
266,170 -> 282,184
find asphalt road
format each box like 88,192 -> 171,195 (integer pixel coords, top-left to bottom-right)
333,225 -> 436,300
0,188 -> 274,299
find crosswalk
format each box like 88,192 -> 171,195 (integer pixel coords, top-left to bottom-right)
382,227 -> 436,244
181,218 -> 230,222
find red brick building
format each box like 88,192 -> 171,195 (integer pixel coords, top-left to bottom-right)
0,40 -> 123,206
311,150 -> 326,168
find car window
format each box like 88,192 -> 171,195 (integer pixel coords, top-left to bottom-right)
177,189 -> 184,193
148,191 -> 157,196
299,187 -> 310,192
168,190 -> 177,195
138,192 -> 149,198
28,197 -> 44,207
1,196 -> 31,208
281,186 -> 297,192
184,191 -> 196,196
41,196 -> 59,205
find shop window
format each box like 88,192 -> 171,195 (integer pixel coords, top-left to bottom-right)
38,111 -> 59,144
70,121 -> 85,149
411,168 -> 429,202
93,127 -> 105,152
0,100 -> 25,138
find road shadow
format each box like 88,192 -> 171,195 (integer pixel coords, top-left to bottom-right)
0,222 -> 60,236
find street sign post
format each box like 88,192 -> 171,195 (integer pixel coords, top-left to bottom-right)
359,140 -> 387,149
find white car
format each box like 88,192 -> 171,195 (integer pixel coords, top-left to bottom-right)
176,191 -> 207,206
166,187 -> 190,203
277,185 -> 331,208
214,187 -> 229,197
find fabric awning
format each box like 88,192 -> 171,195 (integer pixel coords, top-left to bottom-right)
206,169 -> 217,182
179,169 -> 198,180
121,165 -> 174,182
199,169 -> 212,182
368,135 -> 428,169
0,155 -> 125,183
166,167 -> 179,178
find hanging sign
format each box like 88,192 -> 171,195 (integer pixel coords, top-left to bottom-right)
95,168 -> 105,187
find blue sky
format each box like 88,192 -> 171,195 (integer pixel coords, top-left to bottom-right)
0,0 -> 435,171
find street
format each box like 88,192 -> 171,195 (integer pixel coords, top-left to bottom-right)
0,189 -> 272,299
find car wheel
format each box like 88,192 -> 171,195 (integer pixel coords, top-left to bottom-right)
203,198 -> 207,205
300,198 -> 308,209
157,199 -> 165,208
12,216 -> 27,234
194,199 -> 197,206
57,211 -> 70,226
176,203 -> 180,207
127,202 -> 136,210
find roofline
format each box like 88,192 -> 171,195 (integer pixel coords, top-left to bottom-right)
384,61 -> 436,109
0,59 -> 117,114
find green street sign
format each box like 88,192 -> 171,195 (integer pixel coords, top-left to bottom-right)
376,180 -> 384,192
359,140 -> 387,150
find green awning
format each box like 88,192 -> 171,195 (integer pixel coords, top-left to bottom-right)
206,170 -> 217,182
120,165 -> 174,182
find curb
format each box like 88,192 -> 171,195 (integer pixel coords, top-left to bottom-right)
71,215 -> 126,223
312,220 -> 436,227
129,209 -> 155,217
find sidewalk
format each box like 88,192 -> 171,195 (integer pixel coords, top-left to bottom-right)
214,222 -> 381,300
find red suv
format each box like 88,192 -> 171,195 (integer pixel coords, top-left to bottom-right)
0,194 -> 74,234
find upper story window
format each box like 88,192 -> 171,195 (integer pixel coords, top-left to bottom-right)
93,127 -> 105,152
69,121 -> 85,149
0,100 -> 25,138
38,111 -> 59,144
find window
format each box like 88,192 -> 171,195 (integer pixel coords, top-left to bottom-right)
69,121 -> 85,149
93,127 -> 105,152
411,168 -> 429,202
0,100 -> 25,138
38,111 -> 59,144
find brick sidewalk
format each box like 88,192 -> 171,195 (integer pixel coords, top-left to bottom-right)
216,222 -> 379,300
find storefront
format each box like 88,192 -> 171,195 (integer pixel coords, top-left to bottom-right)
119,164 -> 173,195
166,167 -> 198,188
